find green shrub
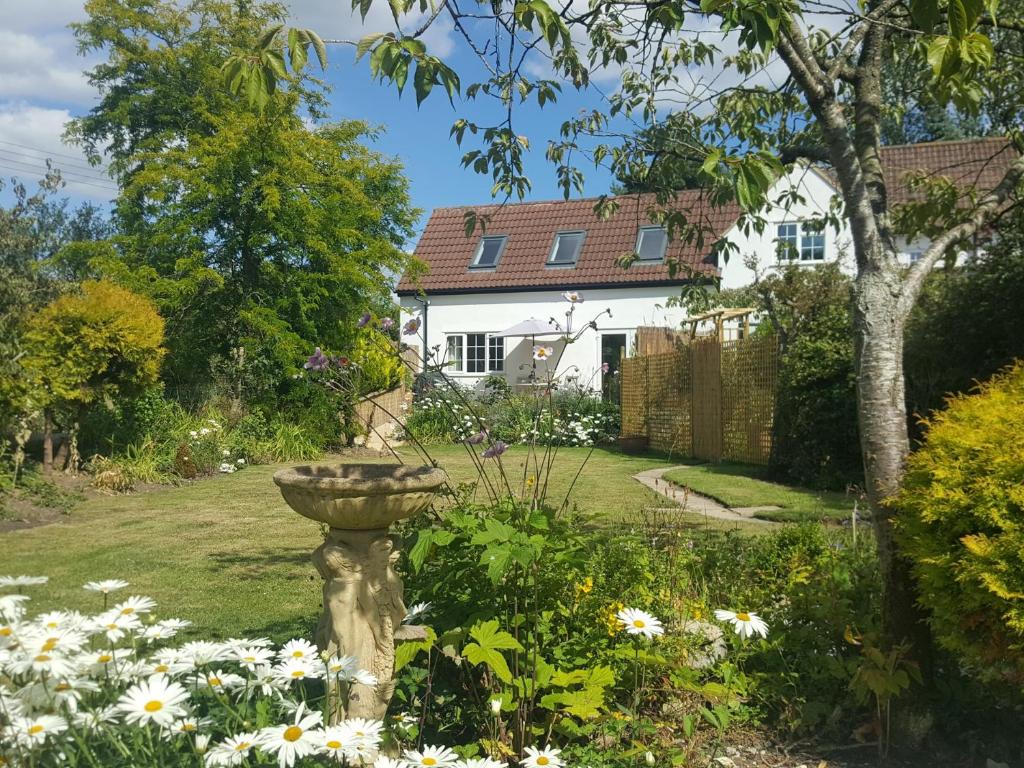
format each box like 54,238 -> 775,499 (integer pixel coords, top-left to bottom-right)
895,362 -> 1024,682
266,419 -> 323,461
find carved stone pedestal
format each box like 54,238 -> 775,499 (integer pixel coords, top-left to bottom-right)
273,463 -> 447,722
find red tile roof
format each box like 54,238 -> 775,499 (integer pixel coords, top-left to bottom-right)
397,191 -> 737,295
880,136 -> 1017,205
398,137 -> 1018,295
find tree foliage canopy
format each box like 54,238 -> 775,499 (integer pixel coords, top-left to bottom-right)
22,280 -> 165,413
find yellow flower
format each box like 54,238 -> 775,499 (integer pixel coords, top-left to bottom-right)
526,475 -> 536,488
574,577 -> 593,601
603,601 -> 625,636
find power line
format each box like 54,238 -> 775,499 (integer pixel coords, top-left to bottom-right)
0,159 -> 119,193
0,148 -> 108,178
0,138 -> 106,166
0,150 -> 114,184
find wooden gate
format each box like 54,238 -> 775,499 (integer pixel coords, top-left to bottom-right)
690,338 -> 722,461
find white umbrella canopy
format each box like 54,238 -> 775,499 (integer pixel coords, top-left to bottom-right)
493,317 -> 564,338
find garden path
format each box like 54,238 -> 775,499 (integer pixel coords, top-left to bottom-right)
632,466 -> 780,525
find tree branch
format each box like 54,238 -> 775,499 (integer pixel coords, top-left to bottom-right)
898,152 -> 1024,319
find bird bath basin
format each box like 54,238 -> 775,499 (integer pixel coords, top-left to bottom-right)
272,462 -> 447,722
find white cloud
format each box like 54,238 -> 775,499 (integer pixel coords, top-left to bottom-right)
0,30 -> 97,106
0,103 -> 115,201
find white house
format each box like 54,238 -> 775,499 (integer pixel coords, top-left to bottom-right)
397,137 -> 1016,389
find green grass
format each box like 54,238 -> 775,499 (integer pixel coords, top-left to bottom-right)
661,463 -> 857,523
1,447 -> 678,639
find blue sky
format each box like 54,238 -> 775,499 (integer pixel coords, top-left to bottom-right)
0,0 -> 617,244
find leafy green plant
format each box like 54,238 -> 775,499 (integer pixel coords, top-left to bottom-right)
895,361 -> 1024,682
266,419 -> 323,461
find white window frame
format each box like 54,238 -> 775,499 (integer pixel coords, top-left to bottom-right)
445,333 -> 506,373
471,235 -> 507,269
635,225 -> 668,262
776,221 -> 826,262
547,230 -> 586,267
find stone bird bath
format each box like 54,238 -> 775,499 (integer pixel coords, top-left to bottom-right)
273,463 -> 447,720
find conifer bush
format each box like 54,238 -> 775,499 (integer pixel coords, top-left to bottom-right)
896,362 -> 1024,682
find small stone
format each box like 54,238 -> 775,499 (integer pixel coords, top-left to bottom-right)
713,758 -> 736,768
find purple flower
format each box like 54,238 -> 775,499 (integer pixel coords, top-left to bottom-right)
304,347 -> 330,372
380,317 -> 395,331
481,441 -> 508,459
466,429 -> 489,445
357,312 -> 372,328
403,317 -> 422,335
600,362 -> 610,374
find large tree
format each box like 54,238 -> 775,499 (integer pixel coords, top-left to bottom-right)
238,0 -> 1024,672
68,0 -> 417,394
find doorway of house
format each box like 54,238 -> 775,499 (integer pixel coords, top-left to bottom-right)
601,333 -> 627,400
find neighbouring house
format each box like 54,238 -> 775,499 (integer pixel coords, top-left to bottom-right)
397,137 -> 1017,390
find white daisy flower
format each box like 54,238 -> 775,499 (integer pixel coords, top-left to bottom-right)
346,716 -> 384,746
319,722 -> 360,762
77,647 -> 133,677
83,579 -> 130,594
192,669 -> 245,692
17,676 -> 99,713
0,575 -> 48,588
6,648 -> 78,679
158,618 -> 193,633
714,609 -> 769,640
34,610 -> 86,632
561,290 -> 584,303
222,449 -> 231,457
256,703 -> 323,768
274,657 -> 325,683
114,595 -> 158,616
222,636 -> 272,650
92,609 -> 143,642
278,638 -> 318,662
0,593 -> 30,621
179,640 -> 230,667
235,646 -> 275,669
19,626 -> 88,655
73,705 -> 119,730
616,608 -> 665,640
243,665 -> 288,699
144,649 -> 192,677
162,716 -> 211,741
205,731 -> 259,766
403,602 -> 432,623
116,674 -> 191,727
404,744 -> 460,768
375,757 -> 406,768
522,746 -> 563,768
5,714 -> 67,746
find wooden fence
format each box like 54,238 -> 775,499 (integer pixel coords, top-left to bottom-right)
620,333 -> 779,464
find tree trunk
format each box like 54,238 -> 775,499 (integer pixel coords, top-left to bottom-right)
43,409 -> 54,474
853,258 -> 932,674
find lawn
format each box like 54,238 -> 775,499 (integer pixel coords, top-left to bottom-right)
2,446 -> 676,639
661,463 -> 858,523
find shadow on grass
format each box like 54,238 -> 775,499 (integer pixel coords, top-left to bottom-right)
207,547 -> 314,575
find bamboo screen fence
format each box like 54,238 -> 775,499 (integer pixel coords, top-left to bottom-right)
620,333 -> 780,464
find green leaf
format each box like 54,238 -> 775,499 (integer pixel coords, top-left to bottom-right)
356,32 -> 385,61
258,24 -> 284,49
414,61 -> 435,106
948,0 -> 969,38
395,626 -> 436,671
308,29 -> 328,68
469,619 -> 523,650
408,529 -> 434,572
927,35 -> 959,76
462,621 -> 521,683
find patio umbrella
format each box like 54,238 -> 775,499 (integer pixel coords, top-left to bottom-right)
493,317 -> 564,338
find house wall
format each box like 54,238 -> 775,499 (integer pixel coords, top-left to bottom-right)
718,165 -> 944,289
398,286 -> 703,389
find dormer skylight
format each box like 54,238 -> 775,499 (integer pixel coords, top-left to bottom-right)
635,226 -> 668,262
471,235 -> 507,269
547,230 -> 585,267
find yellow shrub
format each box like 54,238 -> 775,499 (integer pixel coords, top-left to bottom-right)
895,362 -> 1024,681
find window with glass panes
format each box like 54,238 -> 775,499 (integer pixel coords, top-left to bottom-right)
800,223 -> 825,260
446,335 -> 464,371
488,336 -> 505,371
446,333 -> 505,372
471,236 -> 507,268
776,223 -> 799,259
547,231 -> 585,266
635,226 -> 668,262
466,333 -> 487,373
